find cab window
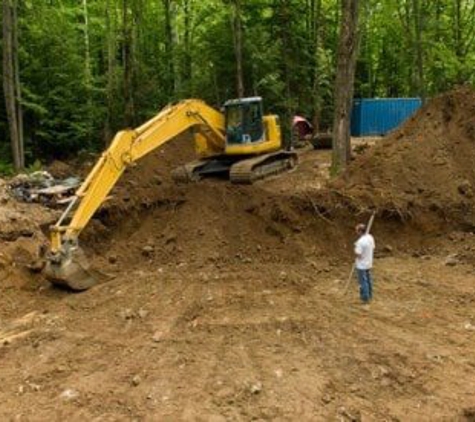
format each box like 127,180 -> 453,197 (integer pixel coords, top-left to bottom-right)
246,102 -> 263,142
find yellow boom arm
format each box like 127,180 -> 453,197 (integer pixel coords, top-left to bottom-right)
50,99 -> 225,252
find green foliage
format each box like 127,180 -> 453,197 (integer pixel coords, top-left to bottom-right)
0,161 -> 15,177
355,0 -> 475,98
26,159 -> 43,174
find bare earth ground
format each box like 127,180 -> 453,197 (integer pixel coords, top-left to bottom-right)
2,135 -> 475,421
3,252 -> 475,421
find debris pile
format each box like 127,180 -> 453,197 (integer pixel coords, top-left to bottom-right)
8,171 -> 80,206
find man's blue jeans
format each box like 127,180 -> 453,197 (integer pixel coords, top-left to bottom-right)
356,268 -> 373,303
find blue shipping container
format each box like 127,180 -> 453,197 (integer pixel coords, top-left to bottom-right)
351,98 -> 422,137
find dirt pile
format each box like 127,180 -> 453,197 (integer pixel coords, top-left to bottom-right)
87,181 -> 347,272
331,86 -> 475,225
92,182 -> 349,270
0,179 -> 58,290
78,135 -> 348,270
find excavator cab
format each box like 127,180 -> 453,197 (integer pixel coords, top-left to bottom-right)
224,97 -> 265,145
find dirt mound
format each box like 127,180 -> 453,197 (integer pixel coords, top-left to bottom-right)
87,180 -> 348,271
48,160 -> 74,179
77,134 -> 349,271
101,133 -> 196,213
329,86 -> 475,227
0,179 -> 58,292
93,183 -> 349,269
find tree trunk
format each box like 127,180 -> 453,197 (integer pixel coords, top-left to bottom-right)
232,0 -> 244,97
82,0 -> 94,142
452,0 -> 467,83
123,0 -> 135,126
453,0 -> 463,59
331,0 -> 362,174
275,0 -> 293,149
83,0 -> 92,87
163,0 -> 175,100
183,0 -> 192,90
12,0 -> 23,168
412,0 -> 425,102
3,0 -> 23,171
310,0 -> 322,134
105,0 -> 117,143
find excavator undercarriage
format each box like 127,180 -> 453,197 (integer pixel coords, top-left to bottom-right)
171,150 -> 297,184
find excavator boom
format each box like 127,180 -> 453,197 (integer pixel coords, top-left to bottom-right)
44,99 -> 225,290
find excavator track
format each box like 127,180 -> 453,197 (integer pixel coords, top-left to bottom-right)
229,151 -> 298,184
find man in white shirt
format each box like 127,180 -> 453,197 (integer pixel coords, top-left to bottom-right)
354,223 -> 375,303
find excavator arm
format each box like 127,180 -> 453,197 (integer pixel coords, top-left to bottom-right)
45,99 -> 225,290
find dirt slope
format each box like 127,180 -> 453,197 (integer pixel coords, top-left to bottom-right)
328,86 -> 475,228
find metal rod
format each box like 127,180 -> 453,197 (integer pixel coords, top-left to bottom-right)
55,195 -> 79,228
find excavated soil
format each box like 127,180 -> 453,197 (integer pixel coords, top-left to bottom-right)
328,86 -> 475,228
2,88 -> 475,420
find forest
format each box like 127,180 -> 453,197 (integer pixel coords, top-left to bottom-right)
2,0 -> 475,172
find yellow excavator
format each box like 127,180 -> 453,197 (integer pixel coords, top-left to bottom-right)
44,97 -> 297,290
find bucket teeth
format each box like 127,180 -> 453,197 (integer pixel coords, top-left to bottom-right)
44,247 -> 96,291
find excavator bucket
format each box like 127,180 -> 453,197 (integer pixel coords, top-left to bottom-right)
44,247 -> 96,291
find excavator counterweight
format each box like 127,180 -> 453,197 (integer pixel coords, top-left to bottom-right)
44,98 -> 297,290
